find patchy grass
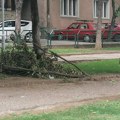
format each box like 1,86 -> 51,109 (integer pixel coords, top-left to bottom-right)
1,100 -> 120,120
50,47 -> 120,55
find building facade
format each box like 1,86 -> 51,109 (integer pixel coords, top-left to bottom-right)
39,0 -> 120,29
0,0 -> 120,29
0,0 -> 15,22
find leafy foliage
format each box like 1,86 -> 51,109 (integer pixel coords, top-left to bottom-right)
1,43 -> 83,78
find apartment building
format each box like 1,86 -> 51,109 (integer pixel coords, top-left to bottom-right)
38,0 -> 120,29
0,0 -> 15,21
0,0 -> 120,29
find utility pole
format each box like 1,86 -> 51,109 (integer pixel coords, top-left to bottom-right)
47,0 -> 50,28
2,0 -> 5,50
0,0 -> 5,72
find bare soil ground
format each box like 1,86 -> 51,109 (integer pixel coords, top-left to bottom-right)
0,74 -> 120,116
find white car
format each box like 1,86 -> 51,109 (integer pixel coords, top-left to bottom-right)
0,20 -> 32,42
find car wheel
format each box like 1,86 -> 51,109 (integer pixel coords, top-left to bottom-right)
113,34 -> 120,42
24,32 -> 32,42
83,35 -> 91,42
58,34 -> 63,40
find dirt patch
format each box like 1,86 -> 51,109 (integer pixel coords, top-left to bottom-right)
1,74 -> 120,87
0,74 -> 120,116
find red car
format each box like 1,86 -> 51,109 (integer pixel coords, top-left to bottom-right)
102,23 -> 120,41
53,21 -> 120,42
53,21 -> 96,42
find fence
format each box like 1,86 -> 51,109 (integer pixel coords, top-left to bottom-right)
47,29 -> 120,48
0,29 -> 32,41
0,29 -> 120,48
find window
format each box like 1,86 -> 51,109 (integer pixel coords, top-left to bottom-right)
69,23 -> 79,29
21,21 -> 29,26
4,21 -> 15,27
60,0 -> 79,17
80,24 -> 88,29
94,0 -> 110,19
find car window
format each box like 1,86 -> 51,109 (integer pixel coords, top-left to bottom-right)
4,21 -> 15,27
0,23 -> 2,28
80,24 -> 88,29
69,23 -> 79,29
21,21 -> 29,26
104,24 -> 118,29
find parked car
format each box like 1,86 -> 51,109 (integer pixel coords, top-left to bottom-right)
102,23 -> 120,41
53,20 -> 96,42
53,21 -> 120,42
0,20 -> 32,42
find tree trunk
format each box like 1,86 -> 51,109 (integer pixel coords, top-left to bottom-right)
15,0 -> 23,43
108,0 -> 120,41
31,0 -> 42,59
95,0 -> 103,49
15,0 -> 23,34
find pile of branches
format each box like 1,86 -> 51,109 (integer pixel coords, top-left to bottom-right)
0,43 -> 87,79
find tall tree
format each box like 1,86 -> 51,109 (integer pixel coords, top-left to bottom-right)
31,0 -> 42,58
108,0 -> 120,41
15,0 -> 23,42
95,0 -> 103,49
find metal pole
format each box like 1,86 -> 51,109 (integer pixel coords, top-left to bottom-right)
2,0 -> 5,50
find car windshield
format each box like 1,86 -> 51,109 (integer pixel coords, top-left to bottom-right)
68,23 -> 79,29
0,21 -> 15,28
104,24 -> 118,29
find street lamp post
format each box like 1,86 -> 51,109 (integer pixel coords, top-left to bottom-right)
2,0 -> 5,50
0,0 -> 5,72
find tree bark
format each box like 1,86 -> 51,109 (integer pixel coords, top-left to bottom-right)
15,0 -> 23,43
15,0 -> 23,34
95,0 -> 103,49
31,0 -> 42,59
108,0 -> 120,41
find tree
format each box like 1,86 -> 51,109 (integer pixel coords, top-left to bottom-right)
15,0 -> 23,43
31,0 -> 42,59
1,0 -> 86,78
95,0 -> 103,49
15,0 -> 42,57
108,0 -> 120,41
15,0 -> 23,34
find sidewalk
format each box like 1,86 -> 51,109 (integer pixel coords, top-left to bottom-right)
59,53 -> 120,61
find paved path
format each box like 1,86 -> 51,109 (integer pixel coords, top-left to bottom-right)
59,53 -> 120,61
0,75 -> 120,115
1,41 -> 120,47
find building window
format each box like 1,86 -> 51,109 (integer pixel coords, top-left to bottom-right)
94,0 -> 110,19
60,0 -> 79,17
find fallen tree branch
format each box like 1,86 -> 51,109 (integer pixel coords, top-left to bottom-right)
34,43 -> 89,76
2,65 -> 85,78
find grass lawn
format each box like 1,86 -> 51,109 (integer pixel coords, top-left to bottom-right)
50,47 -> 120,55
77,59 -> 120,74
64,59 -> 120,74
1,100 -> 120,120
